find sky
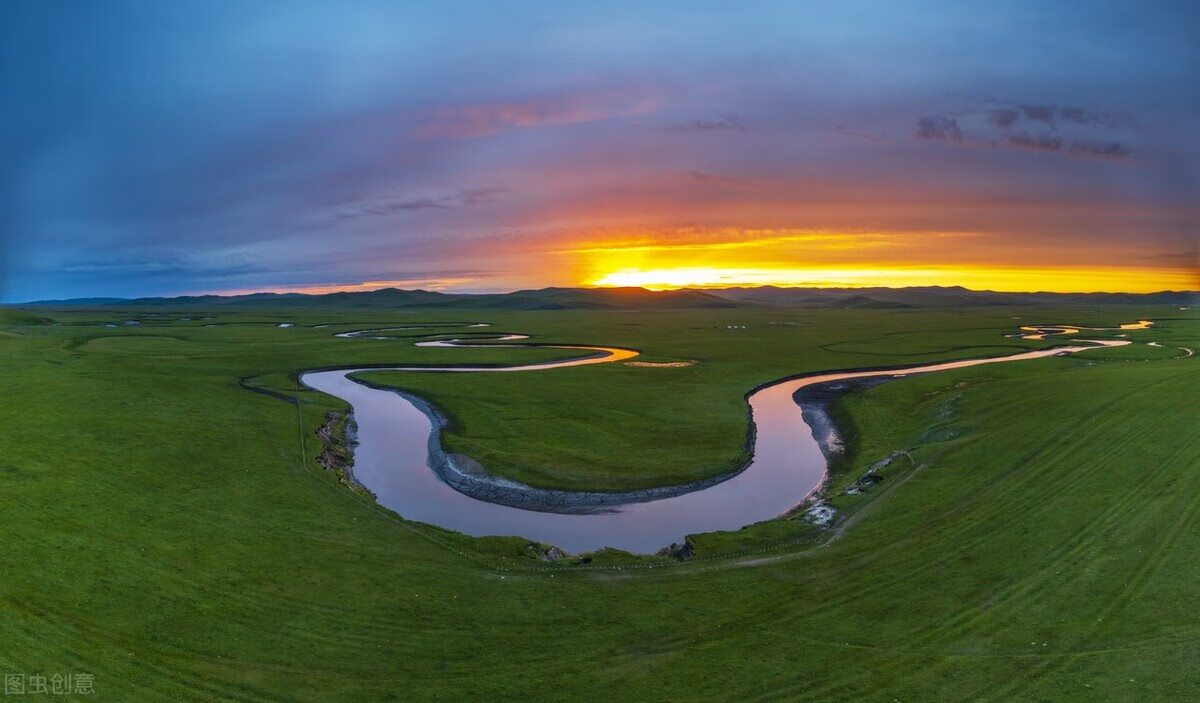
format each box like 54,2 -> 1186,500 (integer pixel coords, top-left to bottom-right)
1,0 -> 1197,301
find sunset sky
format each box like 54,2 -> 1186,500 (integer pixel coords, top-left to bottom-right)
2,0 -> 1197,301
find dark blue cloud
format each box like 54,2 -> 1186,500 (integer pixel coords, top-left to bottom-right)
915,116 -> 963,141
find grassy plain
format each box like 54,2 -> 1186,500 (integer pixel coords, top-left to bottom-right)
0,304 -> 1196,701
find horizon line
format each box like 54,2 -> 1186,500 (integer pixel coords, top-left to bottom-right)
11,283 -> 1199,306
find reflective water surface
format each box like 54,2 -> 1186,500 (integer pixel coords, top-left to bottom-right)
301,328 -> 1135,553
1015,320 -> 1152,340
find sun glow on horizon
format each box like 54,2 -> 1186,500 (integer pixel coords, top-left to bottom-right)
568,227 -> 1198,294
587,266 -> 1196,293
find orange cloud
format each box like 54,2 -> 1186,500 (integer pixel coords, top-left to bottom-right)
563,228 -> 981,255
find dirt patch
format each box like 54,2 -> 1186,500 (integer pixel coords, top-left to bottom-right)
803,499 -> 837,526
843,451 -> 911,495
657,541 -> 695,560
623,360 -> 697,368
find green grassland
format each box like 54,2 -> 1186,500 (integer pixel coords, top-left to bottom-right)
0,304 -> 1196,701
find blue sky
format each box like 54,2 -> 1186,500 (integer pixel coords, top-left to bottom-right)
2,0 -> 1197,300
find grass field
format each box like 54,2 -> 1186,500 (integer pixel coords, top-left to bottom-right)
1,304 -> 1196,700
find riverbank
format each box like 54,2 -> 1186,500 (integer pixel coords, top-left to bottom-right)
313,411 -> 374,497
347,376 -> 746,513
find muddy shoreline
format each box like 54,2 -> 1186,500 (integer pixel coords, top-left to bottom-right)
794,376 -> 901,462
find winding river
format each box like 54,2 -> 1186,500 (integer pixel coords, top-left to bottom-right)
300,323 -> 1141,553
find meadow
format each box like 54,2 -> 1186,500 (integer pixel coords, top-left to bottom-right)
0,303 -> 1196,700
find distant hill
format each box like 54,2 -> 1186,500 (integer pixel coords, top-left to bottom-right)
445,287 -> 738,310
21,297 -> 129,307
831,294 -> 914,309
24,288 -> 458,309
23,286 -> 739,310
707,286 -> 1198,308
21,285 -> 1197,310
